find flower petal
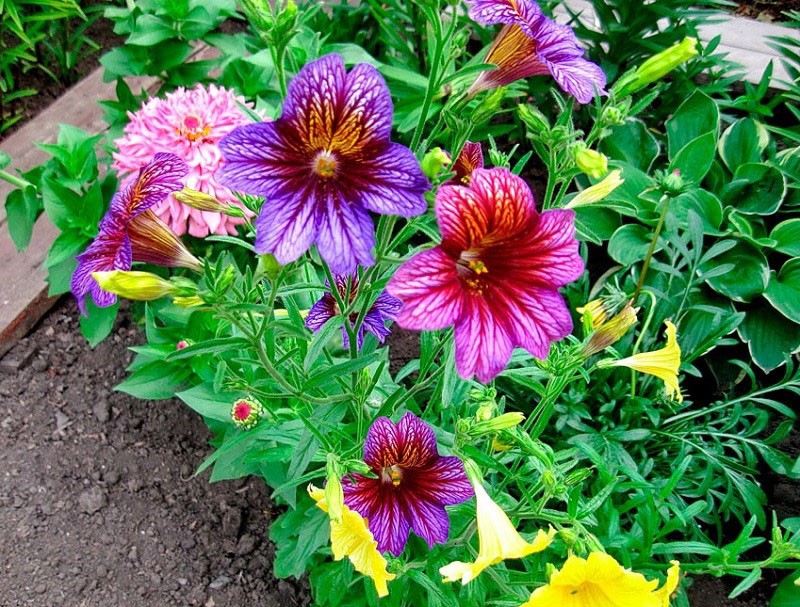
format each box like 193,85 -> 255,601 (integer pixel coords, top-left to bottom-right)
435,183 -> 490,250
405,456 -> 474,506
71,232 -> 130,315
547,55 -> 609,104
395,412 -> 439,468
468,168 -> 537,237
363,417 -> 400,469
253,186 -> 321,264
389,248 -> 463,331
333,61 -> 394,153
109,152 -> 189,219
502,287 -> 574,359
454,295 -> 515,382
354,143 -> 429,217
400,495 -> 450,549
468,0 -> 542,29
305,294 -> 337,332
315,197 -> 375,273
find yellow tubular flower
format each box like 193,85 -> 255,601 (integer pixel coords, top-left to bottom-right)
308,485 -> 395,597
577,298 -> 611,329
520,553 -> 681,607
439,462 -> 554,584
582,302 -> 639,357
566,170 -> 625,209
603,320 -> 683,403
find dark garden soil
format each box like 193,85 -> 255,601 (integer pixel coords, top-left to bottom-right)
0,300 -> 308,607
735,0 -> 800,21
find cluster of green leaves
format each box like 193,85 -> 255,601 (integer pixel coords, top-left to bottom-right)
0,0 -> 102,133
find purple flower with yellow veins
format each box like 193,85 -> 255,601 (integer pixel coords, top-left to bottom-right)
305,274 -> 402,350
71,153 -> 201,314
342,413 -> 473,556
219,54 -> 430,274
467,0 -> 607,103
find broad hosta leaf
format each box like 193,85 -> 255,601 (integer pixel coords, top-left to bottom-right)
764,258 -> 800,324
719,118 -> 768,173
669,132 -> 717,184
666,90 -> 719,161
722,163 -> 786,216
738,304 -> 800,372
770,570 -> 800,607
671,189 -> 724,235
600,119 -> 659,172
770,219 -> 800,256
705,240 -> 769,303
608,224 -> 660,266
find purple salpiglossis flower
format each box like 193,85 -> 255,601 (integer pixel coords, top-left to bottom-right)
71,153 -> 191,314
218,53 -> 430,274
467,0 -> 607,103
305,274 -> 402,350
387,167 -> 584,383
342,413 -> 473,556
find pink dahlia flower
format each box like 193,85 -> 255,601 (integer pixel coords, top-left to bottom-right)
112,84 -> 256,238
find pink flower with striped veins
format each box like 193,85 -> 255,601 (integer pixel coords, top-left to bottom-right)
113,84 -> 256,238
387,167 -> 584,383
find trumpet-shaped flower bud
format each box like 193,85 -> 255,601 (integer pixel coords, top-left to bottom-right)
173,188 -> 245,217
518,104 -> 550,136
471,412 -> 526,436
91,270 -> 190,302
581,301 -> 638,357
440,459 -> 554,584
565,170 -> 625,209
599,320 -> 683,402
420,147 -> 452,180
325,455 -> 345,524
613,37 -> 699,98
573,145 -> 608,179
308,485 -> 396,597
231,398 -> 263,430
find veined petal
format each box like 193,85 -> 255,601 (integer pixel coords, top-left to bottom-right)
454,295 -> 515,383
468,0 -> 543,30
395,411 -> 439,468
355,143 -> 429,217
363,417 -> 401,469
71,232 -> 130,314
218,121 -> 307,198
305,294 -> 337,332
333,61 -> 394,153
128,210 -> 203,272
399,495 -> 450,549
547,55 -> 609,104
388,248 -> 464,331
315,197 -> 375,273
499,286 -> 574,359
450,141 -> 484,185
405,456 -> 474,506
253,185 -> 321,265
436,184 -> 490,250
469,168 -> 537,237
282,54 -> 343,150
469,25 -> 548,96
109,152 -> 189,219
366,484 -> 411,556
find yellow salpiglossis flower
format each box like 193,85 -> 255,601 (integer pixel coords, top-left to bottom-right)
308,485 -> 395,597
439,462 -> 554,584
604,320 -> 683,403
520,553 -> 680,607
566,170 -> 625,209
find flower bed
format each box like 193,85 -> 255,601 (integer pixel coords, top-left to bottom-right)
3,1 -> 800,606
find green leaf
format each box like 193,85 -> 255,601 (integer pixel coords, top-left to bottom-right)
46,230 -> 88,268
4,186 -> 40,251
722,163 -> 786,216
0,150 -> 11,169
271,503 -> 329,579
47,256 -> 77,296
608,224 -> 659,266
770,219 -> 800,256
79,300 -> 119,347
600,119 -> 659,171
730,567 -> 762,598
166,336 -> 250,360
705,240 -> 769,303
304,316 -> 343,373
40,176 -> 84,230
719,118 -> 768,172
176,383 -> 242,422
127,14 -> 176,45
738,304 -> 800,373
771,570 -> 800,607
574,207 -> 622,244
666,90 -> 719,160
671,189 -> 723,234
116,359 -> 192,399
669,132 -> 717,184
765,258 -> 800,324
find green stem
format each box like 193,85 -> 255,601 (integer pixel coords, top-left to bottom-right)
629,289 -> 658,399
0,169 -> 30,190
633,195 -> 671,304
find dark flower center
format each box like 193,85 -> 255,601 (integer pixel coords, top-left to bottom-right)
313,150 -> 338,178
456,249 -> 489,295
381,465 -> 403,487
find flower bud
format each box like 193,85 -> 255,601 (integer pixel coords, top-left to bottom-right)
601,105 -> 626,126
471,87 -> 506,125
257,253 -> 281,280
518,104 -> 550,136
174,188 -> 230,213
176,339 -> 191,350
659,168 -> 686,195
420,147 -> 452,180
573,145 -> 608,179
472,412 -> 526,435
346,459 -> 374,476
559,528 -> 578,546
231,398 -> 263,430
582,301 -> 639,357
613,37 -> 698,98
93,270 -> 179,301
325,455 -> 344,524
565,170 -> 625,209
491,436 -> 513,451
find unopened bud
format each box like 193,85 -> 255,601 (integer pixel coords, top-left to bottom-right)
174,188 -> 230,213
582,301 -> 638,357
660,168 -> 686,194
564,468 -> 593,486
325,455 -> 344,524
471,87 -> 506,125
231,398 -> 263,430
472,412 -> 525,435
420,147 -> 452,180
565,170 -> 625,209
518,104 -> 550,135
614,37 -> 699,98
559,528 -> 578,546
176,339 -> 191,350
346,459 -> 373,476
573,145 -> 608,179
93,270 -> 187,301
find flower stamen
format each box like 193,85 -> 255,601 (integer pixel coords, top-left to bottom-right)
178,114 -> 212,142
314,150 -> 338,178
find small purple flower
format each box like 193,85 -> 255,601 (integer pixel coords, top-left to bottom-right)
71,153 -> 197,314
219,53 -> 430,274
343,413 -> 473,556
305,274 -> 402,350
467,0 -> 607,103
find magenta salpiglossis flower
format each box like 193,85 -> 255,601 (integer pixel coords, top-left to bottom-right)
467,0 -> 607,103
305,274 -> 402,350
388,167 -> 583,383
447,141 -> 484,186
219,53 -> 430,274
71,153 -> 196,314
343,413 -> 473,556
